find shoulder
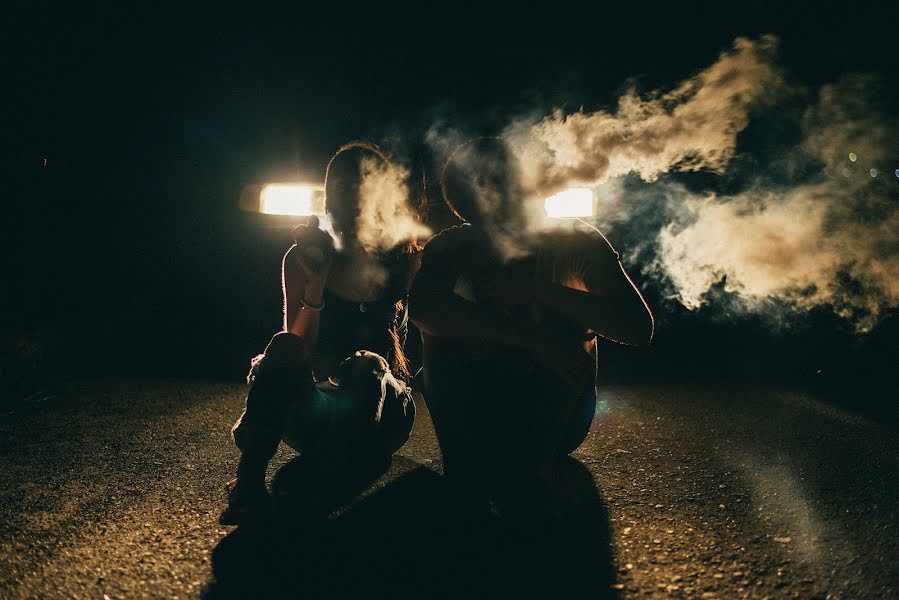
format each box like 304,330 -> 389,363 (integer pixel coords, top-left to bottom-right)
427,223 -> 474,244
388,243 -> 423,293
541,226 -> 621,263
421,224 -> 479,256
413,224 -> 484,286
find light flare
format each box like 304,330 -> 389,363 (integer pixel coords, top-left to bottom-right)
259,183 -> 324,216
544,188 -> 594,218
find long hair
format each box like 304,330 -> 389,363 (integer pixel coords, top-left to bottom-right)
323,140 -> 426,381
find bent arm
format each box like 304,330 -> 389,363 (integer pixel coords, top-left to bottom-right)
282,245 -> 327,363
532,267 -> 653,346
531,234 -> 654,346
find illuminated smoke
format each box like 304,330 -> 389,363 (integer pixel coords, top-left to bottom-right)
356,156 -> 431,253
650,76 -> 899,332
651,185 -> 897,332
318,144 -> 431,297
431,135 -> 543,259
425,36 -> 896,331
429,37 -> 789,259
506,36 -> 785,196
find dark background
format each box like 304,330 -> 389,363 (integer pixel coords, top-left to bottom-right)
3,1 -> 897,404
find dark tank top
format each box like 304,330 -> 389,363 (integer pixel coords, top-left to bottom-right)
311,252 -> 411,381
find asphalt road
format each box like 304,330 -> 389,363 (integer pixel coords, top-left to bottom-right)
1,379 -> 896,599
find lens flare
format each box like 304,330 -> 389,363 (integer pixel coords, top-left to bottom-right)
870,168 -> 878,178
544,188 -> 594,218
259,184 -> 325,216
849,152 -> 858,162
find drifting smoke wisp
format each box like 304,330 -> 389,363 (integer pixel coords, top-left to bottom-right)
652,76 -> 898,331
356,156 -> 431,253
471,35 -> 896,331
507,35 -> 784,196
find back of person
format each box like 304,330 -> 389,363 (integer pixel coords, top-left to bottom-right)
419,223 -> 603,379
415,223 -> 599,475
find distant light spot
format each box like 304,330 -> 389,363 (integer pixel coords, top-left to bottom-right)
870,168 -> 878,177
41,158 -> 47,167
848,152 -> 858,162
596,393 -> 610,416
895,169 -> 899,178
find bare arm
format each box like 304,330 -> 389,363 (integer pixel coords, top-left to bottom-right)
531,259 -> 654,346
282,221 -> 334,362
478,233 -> 654,346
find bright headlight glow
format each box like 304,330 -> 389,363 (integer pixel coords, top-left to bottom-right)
544,188 -> 594,218
260,184 -> 323,216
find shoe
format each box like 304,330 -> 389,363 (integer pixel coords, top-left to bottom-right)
218,478 -> 272,526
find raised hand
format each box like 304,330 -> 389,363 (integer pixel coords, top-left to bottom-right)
290,216 -> 335,284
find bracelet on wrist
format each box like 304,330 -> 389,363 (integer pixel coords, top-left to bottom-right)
299,297 -> 325,311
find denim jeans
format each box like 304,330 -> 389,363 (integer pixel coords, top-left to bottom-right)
231,332 -> 415,463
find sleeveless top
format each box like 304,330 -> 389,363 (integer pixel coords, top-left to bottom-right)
311,249 -> 412,381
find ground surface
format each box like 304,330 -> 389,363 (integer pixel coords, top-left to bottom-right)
0,379 -> 897,599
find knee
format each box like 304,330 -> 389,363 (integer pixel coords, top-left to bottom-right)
379,392 -> 416,454
231,416 -> 280,459
246,332 -> 313,385
261,332 -> 310,369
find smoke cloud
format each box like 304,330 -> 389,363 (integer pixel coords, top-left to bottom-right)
507,35 -> 784,196
429,36 -> 897,331
652,78 -> 898,332
356,156 -> 431,253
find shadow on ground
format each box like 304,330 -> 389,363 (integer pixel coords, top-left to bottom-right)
204,455 -> 617,599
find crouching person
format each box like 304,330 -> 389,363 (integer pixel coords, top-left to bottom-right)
220,143 -> 421,525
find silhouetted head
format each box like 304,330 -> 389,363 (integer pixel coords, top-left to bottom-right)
440,137 -> 529,232
324,141 -> 393,240
334,350 -> 407,421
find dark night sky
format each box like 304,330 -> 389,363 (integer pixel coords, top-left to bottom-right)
3,1 -> 897,391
